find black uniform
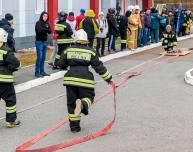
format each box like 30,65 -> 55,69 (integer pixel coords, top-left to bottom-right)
79,17 -> 99,48
161,31 -> 177,52
119,15 -> 128,50
54,20 -> 73,67
0,45 -> 20,122
58,44 -> 112,130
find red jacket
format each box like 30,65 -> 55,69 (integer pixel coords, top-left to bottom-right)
76,13 -> 85,30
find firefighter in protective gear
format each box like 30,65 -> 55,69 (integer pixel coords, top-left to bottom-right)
58,29 -> 112,133
128,5 -> 142,49
119,11 -> 131,51
161,25 -> 177,52
0,28 -> 21,128
53,11 -> 73,69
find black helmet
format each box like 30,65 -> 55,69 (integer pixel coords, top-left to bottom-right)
59,11 -> 68,21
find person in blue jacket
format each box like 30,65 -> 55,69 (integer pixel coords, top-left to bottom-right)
150,8 -> 162,43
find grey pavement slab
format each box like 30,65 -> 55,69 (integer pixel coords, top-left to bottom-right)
0,38 -> 193,152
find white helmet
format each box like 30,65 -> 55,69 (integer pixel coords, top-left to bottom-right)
134,5 -> 140,10
128,5 -> 134,11
75,29 -> 88,43
0,28 -> 8,42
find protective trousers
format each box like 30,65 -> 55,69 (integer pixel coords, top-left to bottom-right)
120,30 -> 127,50
66,86 -> 95,128
0,83 -> 17,122
128,29 -> 138,49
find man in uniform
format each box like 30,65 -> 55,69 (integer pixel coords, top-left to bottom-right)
161,25 -> 177,53
58,29 -> 113,133
0,28 -> 21,128
53,11 -> 73,69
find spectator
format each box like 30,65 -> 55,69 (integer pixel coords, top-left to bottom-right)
107,8 -> 118,53
167,11 -> 175,33
96,12 -> 108,56
79,9 -> 99,48
143,9 -> 151,46
35,11 -> 51,77
0,13 -> 15,52
150,8 -> 161,43
67,12 -> 77,38
76,8 -> 86,30
181,9 -> 188,36
138,11 -> 145,47
159,12 -> 167,38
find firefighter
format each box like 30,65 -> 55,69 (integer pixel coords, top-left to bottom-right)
128,5 -> 142,50
119,10 -> 131,51
53,11 -> 73,69
161,25 -> 177,53
58,29 -> 113,133
0,28 -> 21,128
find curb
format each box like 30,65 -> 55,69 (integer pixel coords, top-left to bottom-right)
184,68 -> 193,85
15,34 -> 193,93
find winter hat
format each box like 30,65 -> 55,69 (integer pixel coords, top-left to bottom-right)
98,12 -> 104,16
80,8 -> 86,14
5,13 -> 13,21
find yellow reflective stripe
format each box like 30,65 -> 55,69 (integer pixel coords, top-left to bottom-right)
0,54 -> 3,61
57,39 -> 74,44
163,34 -> 168,38
67,48 -> 96,56
173,42 -> 177,45
121,40 -> 127,43
0,74 -> 14,79
162,45 -> 167,48
67,52 -> 91,61
64,81 -> 94,88
92,19 -> 99,35
0,50 -> 7,55
161,38 -> 165,42
56,54 -> 60,59
64,77 -> 94,84
6,105 -> 16,113
55,24 -> 67,31
82,98 -> 92,108
68,113 -> 81,121
101,71 -> 111,80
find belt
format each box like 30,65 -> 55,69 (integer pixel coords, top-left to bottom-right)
70,66 -> 89,70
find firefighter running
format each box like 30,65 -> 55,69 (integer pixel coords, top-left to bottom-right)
58,29 -> 113,133
53,11 -> 73,69
0,28 -> 21,128
161,25 -> 177,53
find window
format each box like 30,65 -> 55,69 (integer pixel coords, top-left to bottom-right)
35,0 -> 46,14
0,0 -> 2,15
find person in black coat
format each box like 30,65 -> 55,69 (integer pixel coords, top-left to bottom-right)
107,8 -> 118,53
35,11 -> 51,77
79,10 -> 99,48
119,10 -> 131,51
0,13 -> 15,52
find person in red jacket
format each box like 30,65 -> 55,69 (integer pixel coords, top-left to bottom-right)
76,8 -> 86,30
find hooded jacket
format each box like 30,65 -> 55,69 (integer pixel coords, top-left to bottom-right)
35,12 -> 51,41
0,19 -> 15,51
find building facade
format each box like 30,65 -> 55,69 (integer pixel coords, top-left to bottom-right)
0,0 -> 152,49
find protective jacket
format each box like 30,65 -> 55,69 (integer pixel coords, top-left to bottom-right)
161,31 -> 177,51
58,44 -> 112,88
0,46 -> 20,83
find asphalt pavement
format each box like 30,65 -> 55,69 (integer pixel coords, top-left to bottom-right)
1,39 -> 193,152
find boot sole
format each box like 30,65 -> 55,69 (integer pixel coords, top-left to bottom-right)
74,99 -> 82,116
